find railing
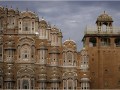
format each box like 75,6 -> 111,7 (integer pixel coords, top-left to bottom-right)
18,31 -> 36,34
85,26 -> 120,34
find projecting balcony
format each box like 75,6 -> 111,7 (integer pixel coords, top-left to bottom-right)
85,26 -> 120,35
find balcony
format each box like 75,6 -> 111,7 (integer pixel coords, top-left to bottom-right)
85,26 -> 120,35
18,31 -> 36,34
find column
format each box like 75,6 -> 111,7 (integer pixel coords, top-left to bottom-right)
81,83 -> 83,89
46,29 -> 48,39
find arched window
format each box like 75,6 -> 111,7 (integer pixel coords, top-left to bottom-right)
102,24 -> 107,32
115,38 -> 120,47
89,37 -> 96,47
101,38 -> 110,46
22,79 -> 29,89
63,72 -> 77,90
23,20 -> 30,31
39,82 -> 46,89
7,16 -> 15,29
17,68 -> 35,89
21,45 -> 31,61
67,51 -> 73,65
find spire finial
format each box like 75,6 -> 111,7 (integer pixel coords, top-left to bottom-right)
26,8 -> 28,12
11,5 -> 12,9
69,37 -> 70,40
16,7 -> 18,10
104,11 -> 106,14
42,17 -> 44,20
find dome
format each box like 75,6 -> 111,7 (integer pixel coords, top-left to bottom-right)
20,10 -> 37,19
39,18 -> 48,28
40,18 -> 47,25
63,39 -> 76,48
8,7 -> 15,15
49,46 -> 60,54
96,11 -> 113,23
53,26 -> 58,30
64,39 -> 76,45
58,31 -> 62,37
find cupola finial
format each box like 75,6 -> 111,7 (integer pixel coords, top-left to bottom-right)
104,11 -> 106,14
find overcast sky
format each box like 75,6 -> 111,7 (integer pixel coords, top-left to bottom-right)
1,1 -> 120,51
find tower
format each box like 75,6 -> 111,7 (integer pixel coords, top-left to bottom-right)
80,48 -> 90,90
83,11 -> 120,89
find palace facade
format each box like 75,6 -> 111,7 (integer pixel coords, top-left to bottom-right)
0,6 -> 120,90
0,6 -> 90,89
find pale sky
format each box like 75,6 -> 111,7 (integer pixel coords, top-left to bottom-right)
1,1 -> 120,51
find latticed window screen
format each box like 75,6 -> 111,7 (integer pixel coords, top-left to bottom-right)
67,52 -> 73,65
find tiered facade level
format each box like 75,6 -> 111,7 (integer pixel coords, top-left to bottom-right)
0,6 -> 90,89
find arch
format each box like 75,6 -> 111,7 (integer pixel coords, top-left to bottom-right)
20,44 -> 31,60
17,67 -> 34,77
22,79 -> 29,89
63,72 -> 77,78
101,37 -> 110,46
17,37 -> 35,62
18,36 -> 35,46
62,72 -> 77,90
67,51 -> 73,65
115,38 -> 120,47
89,37 -> 97,47
17,68 -> 35,89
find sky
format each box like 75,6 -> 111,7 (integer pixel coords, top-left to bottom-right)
0,1 -> 120,51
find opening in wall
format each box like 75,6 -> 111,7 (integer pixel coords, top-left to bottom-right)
100,38 -> 110,46
115,38 -> 120,47
89,37 -> 96,47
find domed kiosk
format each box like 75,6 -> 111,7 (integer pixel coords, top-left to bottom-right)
96,11 -> 113,33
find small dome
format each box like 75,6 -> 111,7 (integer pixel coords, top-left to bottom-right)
63,39 -> 76,49
35,16 -> 39,22
39,18 -> 48,28
52,25 -> 59,32
58,31 -> 62,37
40,18 -> 47,24
96,11 -> 113,23
20,10 -> 37,19
64,39 -> 76,45
49,46 -> 60,54
8,7 -> 15,15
